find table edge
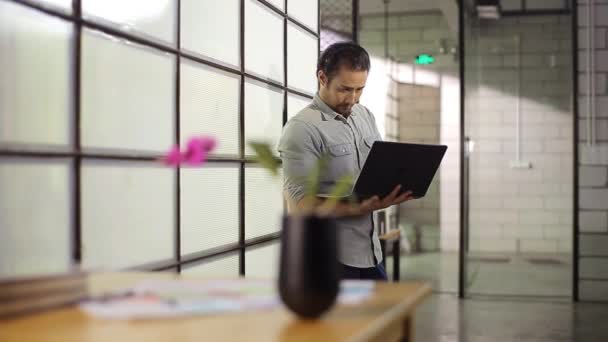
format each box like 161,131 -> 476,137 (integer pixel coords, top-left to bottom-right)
350,283 -> 432,342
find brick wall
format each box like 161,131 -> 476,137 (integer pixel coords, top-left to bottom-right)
359,12 -> 461,252
577,0 -> 608,302
399,84 -> 442,251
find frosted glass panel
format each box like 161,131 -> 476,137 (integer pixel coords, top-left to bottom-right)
245,243 -> 279,278
29,0 -> 72,12
287,93 -> 311,120
265,0 -> 284,11
500,0 -> 522,11
245,167 -> 283,240
287,23 -> 318,94
82,0 -> 176,44
244,79 -> 283,156
82,29 -> 174,152
181,164 -> 239,255
245,0 -> 284,83
288,0 -> 318,32
82,161 -> 175,269
0,158 -> 71,277
181,0 -> 240,67
0,2 -> 71,146
181,61 -> 240,156
182,254 -> 239,277
526,0 -> 565,9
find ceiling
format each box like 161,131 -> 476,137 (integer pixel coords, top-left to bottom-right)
320,0 -> 459,37
358,0 -> 458,36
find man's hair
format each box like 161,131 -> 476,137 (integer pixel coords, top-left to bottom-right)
317,42 -> 370,80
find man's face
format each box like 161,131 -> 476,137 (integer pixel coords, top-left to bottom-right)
318,66 -> 368,116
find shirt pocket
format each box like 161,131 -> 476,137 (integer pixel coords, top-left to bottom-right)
360,136 -> 377,160
320,143 -> 356,193
328,142 -> 353,157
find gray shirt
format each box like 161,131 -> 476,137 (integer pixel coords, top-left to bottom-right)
277,93 -> 383,268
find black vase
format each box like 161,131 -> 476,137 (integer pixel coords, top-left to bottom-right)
278,215 -> 340,319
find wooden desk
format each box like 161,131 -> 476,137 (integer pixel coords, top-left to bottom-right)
0,272 -> 431,342
379,229 -> 402,281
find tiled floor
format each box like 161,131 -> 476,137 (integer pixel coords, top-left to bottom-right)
387,252 -> 607,341
415,294 -> 608,342
386,252 -> 572,296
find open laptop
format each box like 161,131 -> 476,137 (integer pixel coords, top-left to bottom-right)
319,141 -> 447,202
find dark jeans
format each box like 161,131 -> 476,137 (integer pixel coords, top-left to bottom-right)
340,263 -> 388,281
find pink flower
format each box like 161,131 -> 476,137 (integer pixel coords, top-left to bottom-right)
163,146 -> 182,166
161,136 -> 217,167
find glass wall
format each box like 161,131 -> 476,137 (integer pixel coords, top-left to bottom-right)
0,0 -> 318,278
357,0 -> 461,292
355,0 -> 574,297
463,1 -> 574,297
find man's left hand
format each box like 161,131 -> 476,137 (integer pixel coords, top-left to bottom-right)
364,185 -> 415,212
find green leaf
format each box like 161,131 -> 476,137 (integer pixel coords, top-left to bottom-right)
321,174 -> 354,209
248,142 -> 280,177
328,174 -> 354,198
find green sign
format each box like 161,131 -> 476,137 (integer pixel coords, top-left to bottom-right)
415,54 -> 435,65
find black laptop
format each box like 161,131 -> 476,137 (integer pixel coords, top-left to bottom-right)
351,141 -> 447,200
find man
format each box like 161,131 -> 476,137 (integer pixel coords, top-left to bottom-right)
278,42 -> 414,280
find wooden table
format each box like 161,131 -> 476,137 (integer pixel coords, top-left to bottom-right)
379,229 -> 402,281
0,272 -> 431,342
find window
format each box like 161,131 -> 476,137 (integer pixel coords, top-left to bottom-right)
180,61 -> 240,156
288,0 -> 318,32
0,158 -> 72,277
0,0 -> 318,277
0,1 -> 72,147
81,29 -> 175,152
245,242 -> 280,278
81,161 -> 175,269
244,79 -> 284,156
181,0 -> 240,68
287,22 -> 318,94
245,166 -> 283,240
245,0 -> 284,83
82,0 -> 176,45
288,92 -> 313,119
180,164 -> 240,254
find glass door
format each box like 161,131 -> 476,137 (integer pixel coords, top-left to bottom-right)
462,2 -> 574,297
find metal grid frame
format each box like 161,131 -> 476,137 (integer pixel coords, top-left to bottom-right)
570,0 -> 580,302
0,0 -> 320,275
500,0 -> 571,16
319,0 -> 355,50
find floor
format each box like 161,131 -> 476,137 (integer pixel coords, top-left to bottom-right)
386,252 -> 572,296
414,294 -> 608,341
385,252 -> 607,341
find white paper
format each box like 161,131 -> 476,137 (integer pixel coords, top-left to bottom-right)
81,279 -> 375,320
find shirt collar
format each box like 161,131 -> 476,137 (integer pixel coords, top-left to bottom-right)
313,93 -> 357,122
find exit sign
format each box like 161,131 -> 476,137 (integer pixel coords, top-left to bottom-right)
415,54 -> 435,65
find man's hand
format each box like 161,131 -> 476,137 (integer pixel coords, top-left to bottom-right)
360,185 -> 415,212
330,185 -> 415,217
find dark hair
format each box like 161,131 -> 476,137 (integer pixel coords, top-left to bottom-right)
317,42 -> 370,80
